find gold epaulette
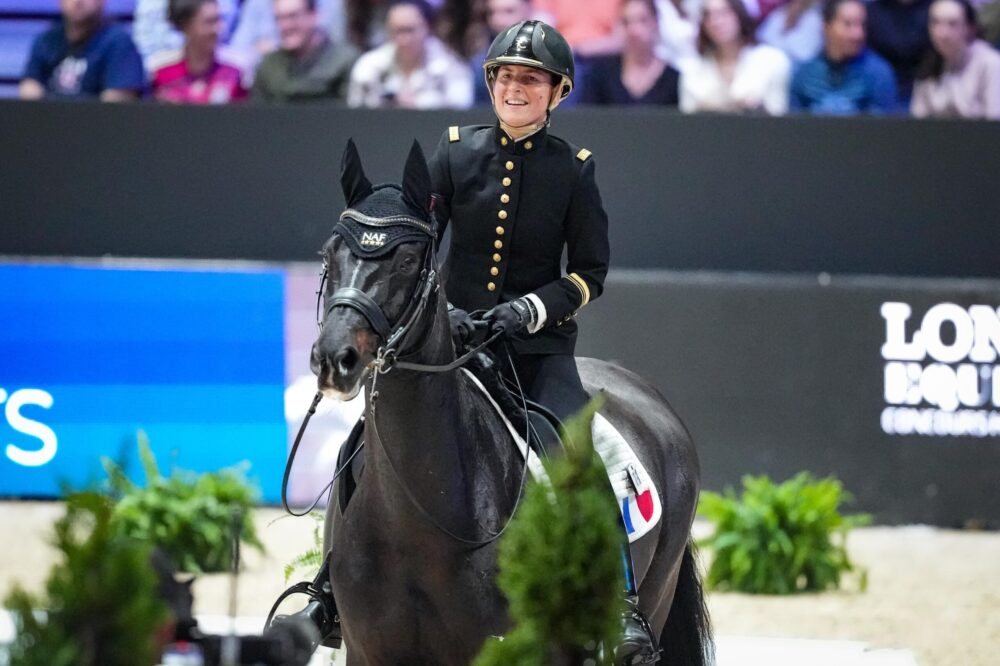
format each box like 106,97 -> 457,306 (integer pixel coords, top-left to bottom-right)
449,126 -> 460,142
576,148 -> 592,162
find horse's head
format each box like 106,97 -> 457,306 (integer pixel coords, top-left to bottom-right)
311,139 -> 439,400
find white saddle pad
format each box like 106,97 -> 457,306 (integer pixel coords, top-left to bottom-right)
461,369 -> 662,543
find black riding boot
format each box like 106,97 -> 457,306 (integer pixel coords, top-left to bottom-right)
615,545 -> 661,665
265,550 -> 342,650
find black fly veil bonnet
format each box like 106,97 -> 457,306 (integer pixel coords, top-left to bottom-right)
321,139 -> 438,354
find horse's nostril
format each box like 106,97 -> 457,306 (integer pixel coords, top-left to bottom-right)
334,347 -> 359,374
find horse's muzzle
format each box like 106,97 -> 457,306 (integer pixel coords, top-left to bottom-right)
311,328 -> 378,400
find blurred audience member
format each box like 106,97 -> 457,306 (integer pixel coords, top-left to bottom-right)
437,0 -> 485,58
229,0 -> 344,66
348,0 -> 473,108
252,0 -> 358,102
345,0 -> 391,51
581,0 -> 680,105
911,0 -> 1000,118
757,0 -> 791,22
757,0 -> 824,64
133,0 -> 236,70
20,0 -> 145,101
679,0 -> 791,114
151,0 -> 247,103
472,0 -> 533,104
534,0 -> 625,57
790,0 -> 898,113
654,0 -> 698,64
866,0 -> 932,103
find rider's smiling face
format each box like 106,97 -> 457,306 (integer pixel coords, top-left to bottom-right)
492,65 -> 556,129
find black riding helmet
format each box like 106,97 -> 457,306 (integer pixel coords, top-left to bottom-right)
483,20 -> 574,108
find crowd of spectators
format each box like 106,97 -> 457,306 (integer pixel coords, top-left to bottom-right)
17,0 -> 1000,118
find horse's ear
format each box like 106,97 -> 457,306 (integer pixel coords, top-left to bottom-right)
401,140 -> 432,217
341,138 -> 373,207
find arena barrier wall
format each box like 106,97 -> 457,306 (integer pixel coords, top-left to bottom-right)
2,100 -> 1000,278
2,259 -> 998,525
576,270 -> 1000,527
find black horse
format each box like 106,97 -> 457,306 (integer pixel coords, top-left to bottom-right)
308,140 -> 711,665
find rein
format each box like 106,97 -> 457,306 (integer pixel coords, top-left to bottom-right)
365,339 -> 531,547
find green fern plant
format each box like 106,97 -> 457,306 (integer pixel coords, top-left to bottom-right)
102,431 -> 264,573
698,472 -> 871,595
284,512 -> 326,582
475,397 -> 624,665
4,493 -> 169,666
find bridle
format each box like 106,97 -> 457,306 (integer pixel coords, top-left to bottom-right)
316,208 -> 438,361
285,202 -> 528,547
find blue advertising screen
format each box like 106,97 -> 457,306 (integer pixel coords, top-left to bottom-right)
0,264 -> 288,501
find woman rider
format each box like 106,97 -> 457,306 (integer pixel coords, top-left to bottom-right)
429,20 -> 659,664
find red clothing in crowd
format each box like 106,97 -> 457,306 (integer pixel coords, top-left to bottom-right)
755,0 -> 790,22
152,55 -> 247,104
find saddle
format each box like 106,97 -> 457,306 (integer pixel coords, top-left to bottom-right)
461,352 -> 664,544
464,351 -> 567,459
334,352 -> 561,514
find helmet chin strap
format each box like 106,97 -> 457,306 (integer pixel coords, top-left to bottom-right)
498,117 -> 548,136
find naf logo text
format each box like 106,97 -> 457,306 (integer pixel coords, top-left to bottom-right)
1,388 -> 58,467
880,302 -> 1000,438
360,232 -> 387,247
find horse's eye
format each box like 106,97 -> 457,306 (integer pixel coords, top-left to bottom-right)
399,253 -> 418,272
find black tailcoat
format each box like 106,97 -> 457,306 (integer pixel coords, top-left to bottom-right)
429,123 -> 610,355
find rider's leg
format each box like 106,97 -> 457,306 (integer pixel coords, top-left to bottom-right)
617,547 -> 662,665
510,353 -> 661,665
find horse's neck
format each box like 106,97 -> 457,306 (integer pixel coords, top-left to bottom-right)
362,305 -> 519,535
